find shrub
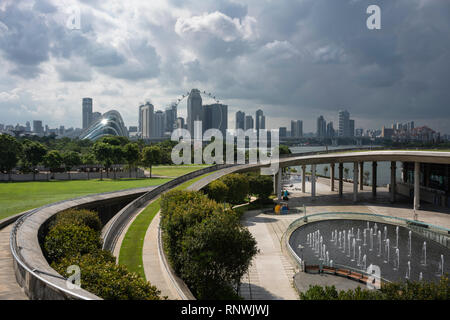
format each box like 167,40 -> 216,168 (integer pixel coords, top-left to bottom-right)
220,174 -> 249,205
160,190 -> 234,273
179,213 -> 258,300
247,173 -> 273,203
53,253 -> 162,300
50,209 -> 102,232
204,180 -> 229,203
299,276 -> 450,300
44,224 -> 102,263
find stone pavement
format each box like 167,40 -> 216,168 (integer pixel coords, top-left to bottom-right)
143,211 -> 180,300
0,224 -> 27,300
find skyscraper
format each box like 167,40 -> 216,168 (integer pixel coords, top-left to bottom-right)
279,127 -> 287,138
82,98 -> 93,130
203,104 -> 228,137
165,103 -> 177,133
349,119 -> 355,137
154,110 -> 165,137
338,110 -> 350,137
187,89 -> 203,136
235,111 -> 245,130
255,109 -> 265,131
326,122 -> 335,138
139,102 -> 154,139
291,120 -> 303,138
245,115 -> 254,130
33,120 -> 44,135
316,115 -> 326,138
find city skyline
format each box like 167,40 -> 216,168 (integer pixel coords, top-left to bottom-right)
0,1 -> 449,134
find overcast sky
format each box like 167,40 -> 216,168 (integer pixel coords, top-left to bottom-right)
0,0 -> 449,133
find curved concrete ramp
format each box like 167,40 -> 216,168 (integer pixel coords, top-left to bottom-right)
0,224 -> 27,300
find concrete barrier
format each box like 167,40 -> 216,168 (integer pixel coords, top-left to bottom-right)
10,187 -> 156,300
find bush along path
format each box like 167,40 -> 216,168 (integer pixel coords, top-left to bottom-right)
44,209 -> 163,300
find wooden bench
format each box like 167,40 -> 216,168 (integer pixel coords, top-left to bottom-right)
348,271 -> 363,281
322,266 -> 336,275
336,269 -> 350,277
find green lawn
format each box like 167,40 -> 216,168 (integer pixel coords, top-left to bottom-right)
0,178 -> 171,220
149,164 -> 211,178
118,171 -> 215,280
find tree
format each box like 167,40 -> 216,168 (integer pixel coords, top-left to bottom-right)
248,174 -> 273,204
63,151 -> 82,180
220,174 -> 250,205
141,145 -> 162,178
0,134 -> 22,181
278,145 -> 292,155
123,143 -> 140,178
93,142 -> 114,180
111,145 -> 124,179
205,180 -> 229,203
21,140 -> 47,181
82,153 -> 96,180
43,150 -> 63,173
180,213 -> 258,299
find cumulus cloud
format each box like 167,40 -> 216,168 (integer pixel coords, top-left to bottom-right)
175,11 -> 257,42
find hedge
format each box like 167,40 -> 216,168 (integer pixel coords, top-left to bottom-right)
44,209 -> 163,300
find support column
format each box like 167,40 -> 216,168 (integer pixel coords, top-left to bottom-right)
359,161 -> 364,191
353,162 -> 358,203
302,165 -> 306,194
311,164 -> 316,198
372,161 -> 377,199
414,162 -> 420,211
277,168 -> 282,201
390,161 -> 396,203
339,163 -> 343,198
330,163 -> 335,192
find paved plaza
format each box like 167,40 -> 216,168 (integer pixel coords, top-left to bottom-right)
238,177 -> 450,300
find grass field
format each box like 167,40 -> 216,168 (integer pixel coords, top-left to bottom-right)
149,164 -> 211,177
118,171 -> 215,280
0,178 -> 171,221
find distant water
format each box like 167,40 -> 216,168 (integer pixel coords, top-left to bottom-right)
289,145 -> 401,187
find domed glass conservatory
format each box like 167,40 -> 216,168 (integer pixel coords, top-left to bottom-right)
79,110 -> 129,141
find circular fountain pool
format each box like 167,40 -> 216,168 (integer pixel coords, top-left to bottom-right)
289,219 -> 450,283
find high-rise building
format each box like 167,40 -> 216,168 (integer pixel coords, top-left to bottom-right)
203,104 -> 228,137
25,121 -> 31,132
92,112 -> 102,123
235,111 -> 245,130
154,110 -> 165,137
165,104 -> 177,133
82,98 -> 93,130
176,117 -> 185,129
316,115 -> 326,138
245,115 -> 254,130
279,127 -> 287,138
291,120 -> 303,138
349,119 -> 355,137
338,110 -> 354,137
139,102 -> 154,139
187,89 -> 203,136
355,128 -> 363,137
255,109 -> 265,131
33,120 -> 44,135
326,122 -> 335,138
59,126 -> 65,135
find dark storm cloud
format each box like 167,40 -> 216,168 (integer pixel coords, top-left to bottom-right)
0,0 -> 449,132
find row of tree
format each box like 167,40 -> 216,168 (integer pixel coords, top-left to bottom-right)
0,134 -> 175,180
